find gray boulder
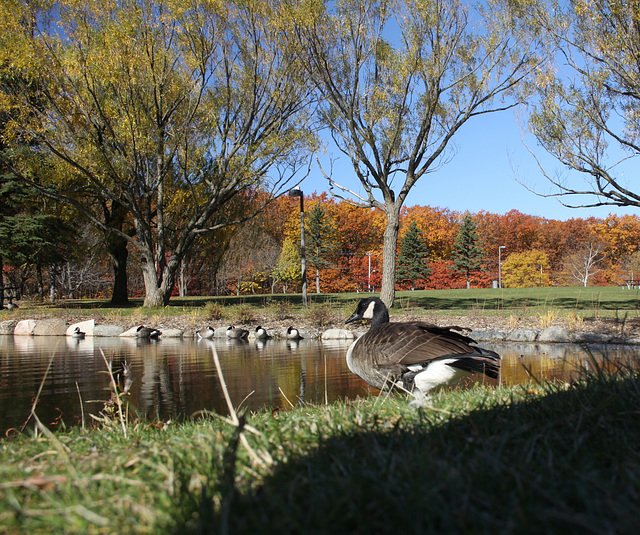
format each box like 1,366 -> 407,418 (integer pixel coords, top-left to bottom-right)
471,330 -> 507,342
506,328 -> 539,342
0,320 -> 18,335
33,318 -> 67,336
322,328 -> 355,340
162,328 -> 182,338
573,332 -> 612,344
538,326 -> 572,343
14,319 -> 37,335
93,325 -> 125,337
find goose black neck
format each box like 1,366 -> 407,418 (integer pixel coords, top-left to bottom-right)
370,305 -> 390,328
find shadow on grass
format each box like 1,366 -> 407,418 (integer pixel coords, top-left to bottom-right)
174,373 -> 640,535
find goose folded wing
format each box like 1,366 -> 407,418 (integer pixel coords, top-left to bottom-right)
368,323 -> 485,368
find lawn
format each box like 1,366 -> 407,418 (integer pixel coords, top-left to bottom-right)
8,285 -> 640,321
1,369 -> 638,534
2,286 -> 640,533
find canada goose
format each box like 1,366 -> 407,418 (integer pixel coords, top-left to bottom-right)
345,297 -> 500,405
255,326 -> 270,339
226,326 -> 249,339
286,326 -> 302,340
196,326 -> 215,339
71,326 -> 85,339
136,325 -> 162,339
5,302 -> 18,310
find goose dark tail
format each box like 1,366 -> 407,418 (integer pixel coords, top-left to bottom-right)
447,350 -> 500,379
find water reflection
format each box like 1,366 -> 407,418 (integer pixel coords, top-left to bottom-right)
485,342 -> 640,386
1,335 -> 639,436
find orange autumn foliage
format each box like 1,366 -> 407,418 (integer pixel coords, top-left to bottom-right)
208,193 -> 640,294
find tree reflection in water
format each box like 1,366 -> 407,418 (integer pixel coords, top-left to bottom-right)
1,335 -> 638,435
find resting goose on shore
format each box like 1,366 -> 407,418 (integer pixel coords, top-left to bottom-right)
345,297 -> 500,405
255,326 -> 270,340
136,325 -> 162,339
226,326 -> 249,339
286,326 -> 302,340
196,326 -> 215,339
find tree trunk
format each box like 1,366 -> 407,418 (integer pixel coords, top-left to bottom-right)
159,257 -> 180,306
0,255 -> 4,308
141,254 -> 164,307
316,266 -> 320,294
104,201 -> 130,305
35,264 -> 44,301
178,258 -> 187,297
108,237 -> 129,305
48,265 -> 57,301
380,207 -> 400,308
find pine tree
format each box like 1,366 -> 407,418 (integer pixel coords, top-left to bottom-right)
305,204 -> 336,293
396,221 -> 430,290
451,214 -> 485,289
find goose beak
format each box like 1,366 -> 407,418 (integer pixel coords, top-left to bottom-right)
345,311 -> 361,325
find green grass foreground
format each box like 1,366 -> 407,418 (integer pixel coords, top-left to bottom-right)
1,371 -> 639,534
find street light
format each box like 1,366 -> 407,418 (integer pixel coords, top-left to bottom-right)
498,246 -> 506,289
288,188 -> 307,306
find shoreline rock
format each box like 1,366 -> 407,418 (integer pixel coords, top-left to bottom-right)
2,316 -> 640,345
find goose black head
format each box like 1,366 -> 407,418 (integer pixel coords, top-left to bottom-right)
345,297 -> 389,328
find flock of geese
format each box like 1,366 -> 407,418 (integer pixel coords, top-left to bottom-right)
195,325 -> 302,341
71,324 -> 302,342
69,295 -> 500,406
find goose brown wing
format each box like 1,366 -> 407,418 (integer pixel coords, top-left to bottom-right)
366,322 -> 481,368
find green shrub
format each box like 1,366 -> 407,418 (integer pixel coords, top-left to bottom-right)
203,301 -> 226,321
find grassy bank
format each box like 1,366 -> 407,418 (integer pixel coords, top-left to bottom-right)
5,286 -> 640,323
2,368 -> 639,534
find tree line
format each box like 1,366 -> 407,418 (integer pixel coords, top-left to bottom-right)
1,1 -> 640,306
221,195 -> 640,294
3,185 -> 640,301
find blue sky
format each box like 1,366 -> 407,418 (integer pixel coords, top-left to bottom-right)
299,109 -> 639,222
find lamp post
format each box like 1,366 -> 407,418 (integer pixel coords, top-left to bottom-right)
498,246 -> 506,289
289,188 -> 307,306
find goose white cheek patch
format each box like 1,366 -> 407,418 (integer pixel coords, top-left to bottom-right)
362,301 -> 376,320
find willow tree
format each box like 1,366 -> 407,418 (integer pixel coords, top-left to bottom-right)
0,0 -> 315,306
296,0 -> 543,307
520,0 -> 640,212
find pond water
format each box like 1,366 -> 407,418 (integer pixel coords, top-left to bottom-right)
1,335 -> 639,436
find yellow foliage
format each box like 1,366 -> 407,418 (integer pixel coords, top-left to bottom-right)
273,239 -> 301,283
502,249 -> 551,288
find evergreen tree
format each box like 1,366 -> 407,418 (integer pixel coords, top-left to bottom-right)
0,70 -> 76,303
305,204 -> 336,293
451,214 -> 485,289
396,221 -> 430,290
0,174 -> 76,302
